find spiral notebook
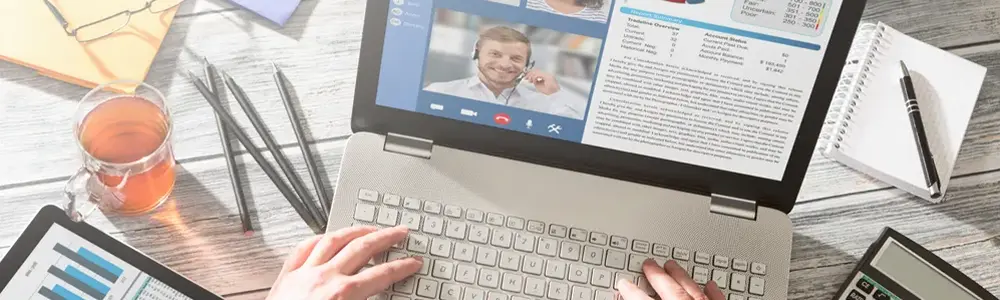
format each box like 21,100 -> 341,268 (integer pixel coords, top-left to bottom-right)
819,22 -> 987,203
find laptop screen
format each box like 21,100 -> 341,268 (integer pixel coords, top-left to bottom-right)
374,0 -> 846,181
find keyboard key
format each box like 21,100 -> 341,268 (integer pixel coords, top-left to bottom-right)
423,216 -> 445,235
501,273 -> 524,292
632,240 -> 650,253
391,295 -> 409,300
454,243 -> 475,262
444,205 -> 463,218
400,212 -> 421,230
524,277 -> 546,297
614,273 -> 635,290
522,256 -> 544,275
417,256 -> 430,275
547,282 -> 569,300
856,277 -> 875,293
387,251 -> 409,262
628,254 -> 647,272
506,217 -> 525,230
456,264 -> 477,284
359,189 -> 379,202
605,250 -> 626,269
589,232 -> 608,245
469,225 -> 491,244
431,238 -> 452,257
446,221 -> 467,239
354,204 -> 376,222
433,260 -> 455,279
582,246 -> 604,265
403,197 -> 421,210
750,262 -> 767,275
500,251 -> 522,271
424,201 -> 442,214
692,266 -> 710,284
464,288 -> 485,300
673,248 -> 691,261
370,292 -> 388,300
511,297 -> 530,300
376,207 -> 399,226
652,244 -> 670,257
729,295 -> 747,300
609,236 -> 627,249
544,260 -> 567,279
467,209 -> 485,222
695,252 -> 712,264
731,273 -> 747,292
383,194 -> 401,206
476,248 -> 498,266
637,276 -> 654,295
441,283 -> 462,300
416,278 -> 439,298
407,235 -> 428,253
393,276 -> 416,293
569,228 -> 587,242
568,264 -> 589,283
749,298 -> 762,300
873,290 -> 890,300
486,213 -> 505,226
537,237 -> 559,257
478,269 -> 500,288
712,269 -> 729,289
714,255 -> 730,269
594,291 -> 614,300
590,269 -> 612,288
732,259 -> 749,272
548,224 -> 568,238
514,234 -> 536,253
491,229 -> 513,248
487,292 -> 508,300
526,221 -> 545,234
559,241 -> 582,261
570,286 -> 591,300
749,277 -> 765,295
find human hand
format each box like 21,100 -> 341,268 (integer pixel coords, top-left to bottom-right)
524,69 -> 560,95
266,225 -> 422,300
617,259 -> 726,300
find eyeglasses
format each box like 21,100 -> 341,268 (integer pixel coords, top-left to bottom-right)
44,0 -> 185,42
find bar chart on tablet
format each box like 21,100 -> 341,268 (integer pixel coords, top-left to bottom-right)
0,225 -> 192,300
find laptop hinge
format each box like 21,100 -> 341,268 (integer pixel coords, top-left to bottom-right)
709,193 -> 758,221
384,132 -> 433,159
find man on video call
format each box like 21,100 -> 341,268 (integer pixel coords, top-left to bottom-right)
425,26 -> 583,119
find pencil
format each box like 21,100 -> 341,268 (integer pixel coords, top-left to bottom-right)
220,70 -> 330,228
185,71 -> 325,234
272,62 -> 332,215
203,58 -> 254,236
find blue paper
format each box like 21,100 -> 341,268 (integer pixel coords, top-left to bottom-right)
230,0 -> 302,26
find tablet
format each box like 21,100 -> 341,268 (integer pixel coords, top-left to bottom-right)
0,205 -> 222,300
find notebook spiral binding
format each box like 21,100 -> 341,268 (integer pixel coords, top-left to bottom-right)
819,22 -> 893,153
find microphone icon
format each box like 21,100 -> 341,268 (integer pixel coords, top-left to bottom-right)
526,119 -> 533,129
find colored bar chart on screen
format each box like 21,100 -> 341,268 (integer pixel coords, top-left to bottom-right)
46,266 -> 107,299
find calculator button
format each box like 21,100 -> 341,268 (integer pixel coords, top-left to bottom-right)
856,277 -> 875,293
750,262 -> 766,275
359,189 -> 379,202
847,290 -> 866,300
873,290 -> 891,300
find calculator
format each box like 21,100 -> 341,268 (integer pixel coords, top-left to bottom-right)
833,227 -> 997,300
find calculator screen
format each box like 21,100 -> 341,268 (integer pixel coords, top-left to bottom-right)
872,240 -> 981,300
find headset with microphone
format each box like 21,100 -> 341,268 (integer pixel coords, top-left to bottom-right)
472,40 -> 537,104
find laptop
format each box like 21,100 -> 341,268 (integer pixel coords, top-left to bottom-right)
328,0 -> 865,299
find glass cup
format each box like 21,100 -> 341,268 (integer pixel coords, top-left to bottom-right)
64,80 -> 176,221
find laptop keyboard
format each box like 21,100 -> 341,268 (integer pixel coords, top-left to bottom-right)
351,188 -> 769,300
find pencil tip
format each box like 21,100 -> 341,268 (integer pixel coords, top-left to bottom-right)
271,61 -> 279,72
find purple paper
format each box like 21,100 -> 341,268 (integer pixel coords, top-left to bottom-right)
230,0 -> 302,26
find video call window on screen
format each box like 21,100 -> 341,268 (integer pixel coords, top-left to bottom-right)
422,8 -> 604,120
488,0 -> 612,23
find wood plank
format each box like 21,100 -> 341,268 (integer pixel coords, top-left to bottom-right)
0,0 -> 362,188
788,238 -> 1000,299
861,0 -> 1000,49
798,43 -> 1000,201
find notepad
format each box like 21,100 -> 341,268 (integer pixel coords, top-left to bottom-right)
230,0 -> 302,26
819,22 -> 987,202
0,0 -> 178,93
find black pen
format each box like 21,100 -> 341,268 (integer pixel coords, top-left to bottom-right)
185,71 -> 325,234
272,62 -> 332,215
203,58 -> 254,236
221,70 -> 330,228
899,61 -> 942,199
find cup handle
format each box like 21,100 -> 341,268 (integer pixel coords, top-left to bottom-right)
63,167 -> 130,221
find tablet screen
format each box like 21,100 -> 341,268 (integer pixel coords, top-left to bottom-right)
0,224 -> 193,300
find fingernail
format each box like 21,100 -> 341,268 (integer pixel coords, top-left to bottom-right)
411,256 -> 424,262
615,279 -> 628,289
643,258 -> 656,265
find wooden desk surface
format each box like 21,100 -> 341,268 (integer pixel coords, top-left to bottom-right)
1,0 -> 998,298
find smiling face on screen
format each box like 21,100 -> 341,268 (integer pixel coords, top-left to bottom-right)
476,40 -> 530,88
